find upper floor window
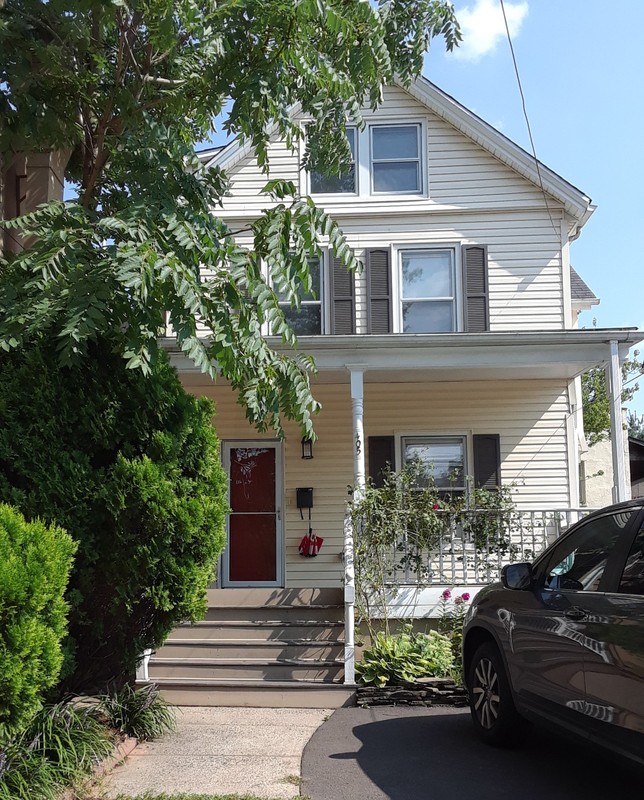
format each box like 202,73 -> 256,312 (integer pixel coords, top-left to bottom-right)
400,249 -> 457,333
274,256 -> 323,336
371,125 -> 421,194
308,123 -> 425,197
309,129 -> 357,195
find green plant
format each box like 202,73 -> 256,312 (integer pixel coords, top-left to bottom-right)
96,684 -> 176,741
351,464 -> 451,633
0,504 -> 76,741
350,464 -> 516,633
356,628 -> 453,687
0,338 -> 227,693
437,590 -> 471,676
0,700 -> 113,800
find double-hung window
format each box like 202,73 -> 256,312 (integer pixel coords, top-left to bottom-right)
273,256 -> 323,336
370,124 -> 422,194
308,123 -> 425,197
309,129 -> 357,195
402,436 -> 466,495
400,249 -> 457,332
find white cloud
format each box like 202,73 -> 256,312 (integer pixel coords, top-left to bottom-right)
453,0 -> 529,62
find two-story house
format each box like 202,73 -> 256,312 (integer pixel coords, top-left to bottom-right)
144,78 -> 641,707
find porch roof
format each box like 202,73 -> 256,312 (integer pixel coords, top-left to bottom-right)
164,328 -> 641,383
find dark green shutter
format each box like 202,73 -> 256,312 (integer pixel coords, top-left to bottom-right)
366,249 -> 392,334
329,258 -> 356,335
462,245 -> 489,332
368,436 -> 396,488
473,434 -> 501,489
329,255 -> 355,334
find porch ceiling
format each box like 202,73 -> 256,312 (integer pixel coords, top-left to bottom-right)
163,328 -> 642,384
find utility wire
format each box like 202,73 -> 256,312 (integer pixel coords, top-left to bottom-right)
499,0 -> 560,241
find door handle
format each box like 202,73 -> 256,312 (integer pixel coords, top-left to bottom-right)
564,607 -> 586,621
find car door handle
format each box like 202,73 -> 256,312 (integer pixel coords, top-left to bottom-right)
564,607 -> 587,621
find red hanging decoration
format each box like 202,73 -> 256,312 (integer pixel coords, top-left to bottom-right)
298,529 -> 324,557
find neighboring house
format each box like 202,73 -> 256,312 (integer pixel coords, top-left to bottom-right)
630,437 -> 644,499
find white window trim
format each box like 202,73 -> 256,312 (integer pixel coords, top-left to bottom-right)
396,432 -> 471,492
392,243 -> 463,334
264,251 -> 328,337
304,118 -> 428,200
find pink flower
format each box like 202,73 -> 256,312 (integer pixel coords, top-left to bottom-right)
441,589 -> 452,600
432,503 -> 440,510
454,595 -> 464,605
461,592 -> 471,602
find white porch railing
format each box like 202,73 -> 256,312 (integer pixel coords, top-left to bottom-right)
350,507 -> 596,589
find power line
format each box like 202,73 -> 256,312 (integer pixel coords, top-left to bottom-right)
499,0 -> 560,241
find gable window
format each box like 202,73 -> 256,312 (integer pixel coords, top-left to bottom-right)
371,124 -> 421,194
309,129 -> 357,195
274,256 -> 323,335
400,249 -> 456,333
402,436 -> 466,496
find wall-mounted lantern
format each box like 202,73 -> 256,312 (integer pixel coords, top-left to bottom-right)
301,437 -> 314,460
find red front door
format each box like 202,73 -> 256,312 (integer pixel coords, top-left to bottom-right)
223,443 -> 282,586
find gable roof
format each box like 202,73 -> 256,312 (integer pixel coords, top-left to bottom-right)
201,76 -> 594,230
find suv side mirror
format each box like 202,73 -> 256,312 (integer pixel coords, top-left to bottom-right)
502,562 -> 534,591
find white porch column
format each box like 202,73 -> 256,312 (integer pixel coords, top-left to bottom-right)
608,340 -> 629,502
349,366 -> 367,497
343,365 -> 367,685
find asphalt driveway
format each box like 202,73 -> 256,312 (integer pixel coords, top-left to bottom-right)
301,706 -> 642,800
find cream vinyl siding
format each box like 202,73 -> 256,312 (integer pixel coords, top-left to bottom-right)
217,209 -> 564,332
181,375 -> 572,588
219,84 -> 563,214
222,136 -> 301,207
336,210 -> 564,331
213,84 -> 568,330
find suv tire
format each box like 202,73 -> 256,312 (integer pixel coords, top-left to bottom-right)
467,641 -> 526,746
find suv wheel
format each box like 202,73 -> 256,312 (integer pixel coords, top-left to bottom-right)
468,641 -> 525,745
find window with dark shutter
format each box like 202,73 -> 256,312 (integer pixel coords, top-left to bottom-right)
473,434 -> 501,489
462,245 -> 490,332
329,255 -> 355,334
368,436 -> 395,488
366,249 -> 392,334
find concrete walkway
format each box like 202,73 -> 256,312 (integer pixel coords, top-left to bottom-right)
101,703 -> 643,799
102,706 -> 330,799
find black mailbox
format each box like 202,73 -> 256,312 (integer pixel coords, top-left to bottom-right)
296,488 -> 314,509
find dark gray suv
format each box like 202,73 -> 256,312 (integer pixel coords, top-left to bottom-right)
462,500 -> 644,765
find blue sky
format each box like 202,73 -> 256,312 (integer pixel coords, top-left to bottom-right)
423,0 -> 644,411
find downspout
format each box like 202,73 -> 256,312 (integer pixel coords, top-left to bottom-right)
344,365 -> 367,685
608,340 -> 629,502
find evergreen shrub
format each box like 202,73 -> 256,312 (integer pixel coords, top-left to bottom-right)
0,339 -> 227,693
0,504 -> 76,740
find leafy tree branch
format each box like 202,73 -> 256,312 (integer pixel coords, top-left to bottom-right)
0,0 -> 460,435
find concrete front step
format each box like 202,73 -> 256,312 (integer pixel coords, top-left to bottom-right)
168,620 -> 344,641
147,586 -> 349,707
206,587 -> 343,606
149,658 -> 344,682
202,605 -> 343,622
157,639 -> 343,660
148,677 -> 356,708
